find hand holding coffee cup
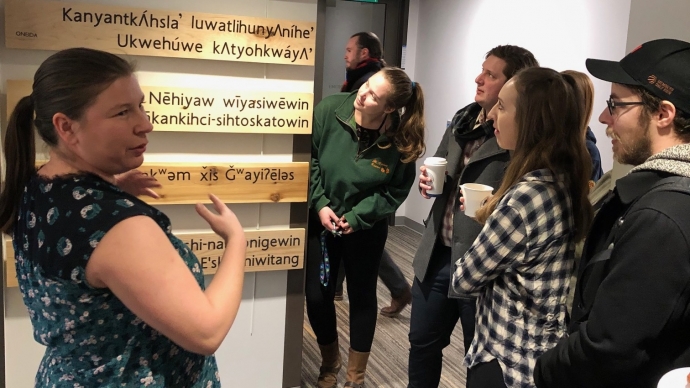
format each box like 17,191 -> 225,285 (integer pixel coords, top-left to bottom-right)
422,157 -> 448,197
460,183 -> 494,218
419,167 -> 432,198
458,196 -> 494,216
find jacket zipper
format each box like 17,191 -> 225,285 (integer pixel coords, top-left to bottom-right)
355,140 -> 382,161
338,115 -> 386,161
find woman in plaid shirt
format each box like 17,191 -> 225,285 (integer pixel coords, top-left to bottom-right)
452,67 -> 594,388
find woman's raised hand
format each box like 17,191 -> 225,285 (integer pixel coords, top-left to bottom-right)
195,194 -> 245,243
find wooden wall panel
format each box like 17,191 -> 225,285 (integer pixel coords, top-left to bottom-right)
5,0 -> 316,65
7,80 -> 313,135
4,228 -> 305,287
136,163 -> 308,204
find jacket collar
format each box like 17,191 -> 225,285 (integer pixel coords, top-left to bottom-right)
630,143 -> 690,178
618,143 -> 690,204
614,170 -> 667,204
466,136 -> 507,165
335,92 -> 358,128
451,102 -> 483,137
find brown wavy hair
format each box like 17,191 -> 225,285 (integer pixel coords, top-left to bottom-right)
475,67 -> 593,241
380,67 -> 426,163
561,70 -> 594,136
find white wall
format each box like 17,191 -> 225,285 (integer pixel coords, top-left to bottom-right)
403,0 -> 420,80
627,0 -> 690,52
402,0 -> 632,225
0,0 -> 316,387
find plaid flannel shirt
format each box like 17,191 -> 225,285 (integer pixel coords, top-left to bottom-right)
452,169 -> 575,388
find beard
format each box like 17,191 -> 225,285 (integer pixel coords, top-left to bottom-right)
607,116 -> 653,166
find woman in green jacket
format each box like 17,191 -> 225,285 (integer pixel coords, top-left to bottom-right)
307,67 -> 426,388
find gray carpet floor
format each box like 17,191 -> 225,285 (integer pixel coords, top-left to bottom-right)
301,225 -> 468,388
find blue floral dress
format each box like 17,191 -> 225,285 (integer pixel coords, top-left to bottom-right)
12,173 -> 221,387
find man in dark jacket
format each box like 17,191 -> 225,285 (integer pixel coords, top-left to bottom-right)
408,45 -> 538,388
535,38 -> 690,388
341,32 -> 385,93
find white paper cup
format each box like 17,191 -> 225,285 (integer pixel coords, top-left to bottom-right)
656,367 -> 690,388
424,157 -> 447,196
461,183 -> 494,217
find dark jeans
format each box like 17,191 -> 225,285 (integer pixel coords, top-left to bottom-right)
466,360 -> 507,388
305,211 -> 388,352
335,248 -> 409,298
408,243 -> 477,388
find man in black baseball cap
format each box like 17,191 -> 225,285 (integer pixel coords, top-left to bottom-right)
535,38 -> 690,388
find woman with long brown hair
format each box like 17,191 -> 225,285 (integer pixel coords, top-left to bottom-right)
451,67 -> 593,388
306,67 -> 425,388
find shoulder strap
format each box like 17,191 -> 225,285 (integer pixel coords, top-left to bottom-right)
637,176 -> 690,203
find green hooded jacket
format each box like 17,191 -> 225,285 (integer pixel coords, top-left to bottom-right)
309,92 -> 417,231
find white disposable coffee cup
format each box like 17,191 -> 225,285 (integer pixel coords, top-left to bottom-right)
424,157 -> 447,196
656,367 -> 690,388
460,183 -> 494,217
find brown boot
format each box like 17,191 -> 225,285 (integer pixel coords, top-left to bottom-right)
380,286 -> 412,318
317,341 -> 341,388
343,348 -> 370,388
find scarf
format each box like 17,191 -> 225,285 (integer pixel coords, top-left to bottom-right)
341,58 -> 384,93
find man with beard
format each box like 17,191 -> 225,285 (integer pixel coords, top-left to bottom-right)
342,32 -> 386,93
534,38 -> 690,388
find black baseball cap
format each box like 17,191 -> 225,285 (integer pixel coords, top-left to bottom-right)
586,38 -> 690,114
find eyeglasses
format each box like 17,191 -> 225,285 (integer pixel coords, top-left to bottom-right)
606,97 -> 644,116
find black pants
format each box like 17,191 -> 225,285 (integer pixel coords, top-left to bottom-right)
407,243 -> 477,388
305,211 -> 388,352
335,248 -> 409,298
466,360 -> 507,388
